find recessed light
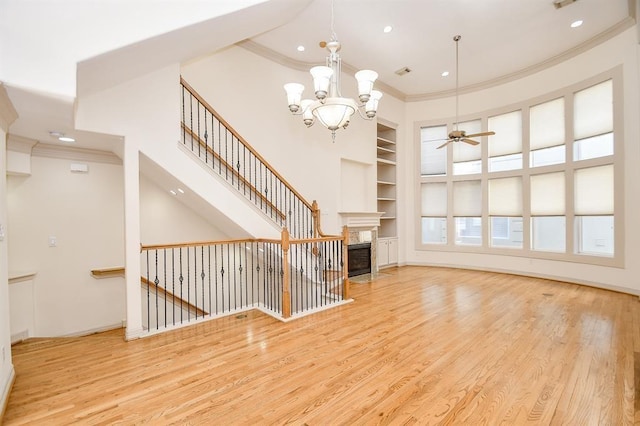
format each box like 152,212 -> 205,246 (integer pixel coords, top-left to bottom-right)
383,25 -> 393,33
178,188 -> 184,194
297,45 -> 305,52
571,20 -> 583,28
441,71 -> 450,77
49,131 -> 75,142
170,190 -> 177,195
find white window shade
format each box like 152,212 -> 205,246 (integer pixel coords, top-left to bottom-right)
489,177 -> 522,216
453,180 -> 481,216
421,126 -> 448,175
531,172 -> 565,215
575,165 -> 614,215
421,183 -> 447,216
530,98 -> 565,150
574,79 -> 613,140
488,110 -> 522,157
453,119 -> 482,162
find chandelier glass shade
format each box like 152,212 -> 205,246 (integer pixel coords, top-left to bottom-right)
284,37 -> 382,140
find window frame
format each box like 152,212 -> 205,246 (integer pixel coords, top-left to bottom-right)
414,67 -> 624,268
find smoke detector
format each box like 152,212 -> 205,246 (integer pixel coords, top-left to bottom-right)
395,66 -> 412,76
553,0 -> 577,9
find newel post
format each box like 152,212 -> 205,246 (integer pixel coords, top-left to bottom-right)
342,225 -> 350,300
281,227 -> 291,319
311,200 -> 320,238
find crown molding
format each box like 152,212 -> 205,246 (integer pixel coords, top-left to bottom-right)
32,143 -> 122,165
0,84 -> 18,131
406,16 -> 637,102
7,134 -> 38,153
239,14 -> 636,103
236,39 -> 407,101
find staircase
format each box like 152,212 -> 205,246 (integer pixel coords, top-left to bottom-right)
137,78 -> 351,334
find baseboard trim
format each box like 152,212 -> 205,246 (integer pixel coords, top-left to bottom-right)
62,322 -> 124,338
0,366 -> 16,423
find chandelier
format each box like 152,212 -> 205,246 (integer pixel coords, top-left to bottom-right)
283,1 -> 382,141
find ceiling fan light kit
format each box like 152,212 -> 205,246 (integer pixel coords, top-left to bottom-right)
283,0 -> 382,141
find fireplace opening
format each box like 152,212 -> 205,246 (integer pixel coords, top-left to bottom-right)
348,242 -> 372,277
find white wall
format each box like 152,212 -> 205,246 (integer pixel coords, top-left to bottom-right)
75,64 -> 283,338
140,175 -> 231,244
180,46 -> 384,234
403,28 -> 640,294
0,0 -> 268,97
7,155 -> 126,336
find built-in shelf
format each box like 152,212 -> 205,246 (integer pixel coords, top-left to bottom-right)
376,122 -> 397,243
377,136 -> 396,145
376,145 -> 395,154
376,158 -> 396,165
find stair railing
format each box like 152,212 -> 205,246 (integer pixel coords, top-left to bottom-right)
140,227 -> 350,333
181,77 -> 321,239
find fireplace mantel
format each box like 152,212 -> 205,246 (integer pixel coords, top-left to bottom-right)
338,212 -> 384,229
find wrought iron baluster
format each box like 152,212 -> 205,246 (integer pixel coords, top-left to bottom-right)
163,249 -> 167,328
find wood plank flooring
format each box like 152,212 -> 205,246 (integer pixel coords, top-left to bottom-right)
4,265 -> 640,424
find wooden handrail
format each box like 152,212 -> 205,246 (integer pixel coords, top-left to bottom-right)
91,267 -> 125,278
140,234 -> 344,252
180,77 -> 312,210
141,276 -> 207,317
91,267 -> 207,317
181,123 -> 286,222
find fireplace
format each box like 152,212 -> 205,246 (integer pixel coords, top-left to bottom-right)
338,212 -> 383,280
348,242 -> 372,277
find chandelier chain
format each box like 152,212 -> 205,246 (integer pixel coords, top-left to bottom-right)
330,0 -> 337,41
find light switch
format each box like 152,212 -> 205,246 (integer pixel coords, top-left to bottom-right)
49,236 -> 57,247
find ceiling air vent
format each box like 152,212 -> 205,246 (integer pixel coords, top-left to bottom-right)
395,66 -> 412,76
553,0 -> 577,9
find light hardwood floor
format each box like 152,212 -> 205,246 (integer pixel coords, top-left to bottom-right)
4,266 -> 640,425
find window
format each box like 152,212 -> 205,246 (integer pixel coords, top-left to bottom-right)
453,120 -> 482,175
421,183 -> 447,244
488,177 -> 522,248
574,165 -> 614,256
453,180 -> 481,246
490,217 -> 523,247
575,216 -> 613,256
531,172 -> 566,252
532,217 -> 566,252
417,72 -> 619,265
421,126 -> 447,176
489,110 -> 522,172
530,98 -> 565,167
574,80 -> 613,161
455,217 -> 481,245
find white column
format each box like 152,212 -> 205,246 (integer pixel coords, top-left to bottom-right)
0,85 -> 18,409
123,141 -> 143,340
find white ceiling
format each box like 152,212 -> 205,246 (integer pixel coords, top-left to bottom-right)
2,0 -> 635,153
249,0 -> 633,99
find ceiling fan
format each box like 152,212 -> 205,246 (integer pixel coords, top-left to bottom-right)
435,35 -> 495,149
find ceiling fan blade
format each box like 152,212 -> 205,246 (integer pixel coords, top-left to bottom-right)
437,139 -> 454,149
423,137 -> 450,143
461,138 -> 480,146
465,131 -> 495,138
